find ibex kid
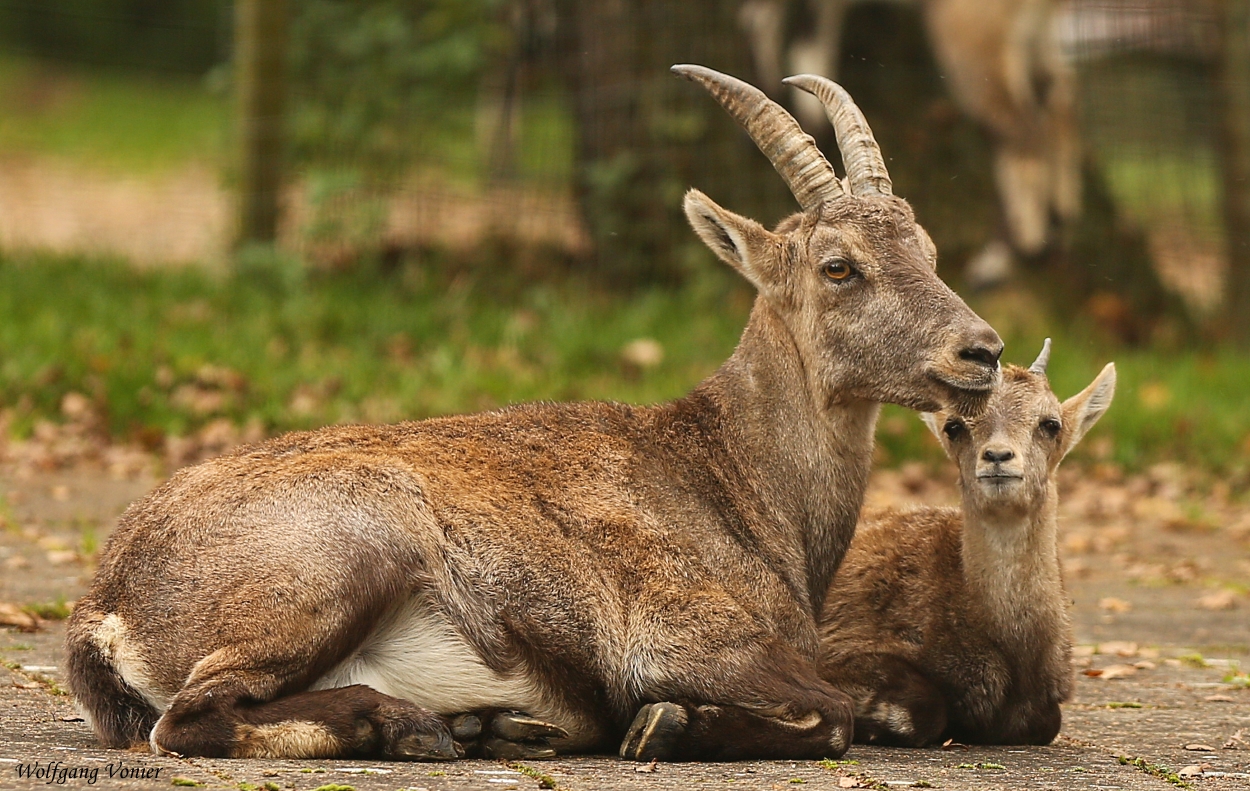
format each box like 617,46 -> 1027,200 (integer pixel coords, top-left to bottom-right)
819,340 -> 1115,745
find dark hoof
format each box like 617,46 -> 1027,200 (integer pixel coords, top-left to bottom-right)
482,737 -> 557,760
619,702 -> 688,761
449,713 -> 482,741
390,726 -> 459,761
490,712 -> 569,742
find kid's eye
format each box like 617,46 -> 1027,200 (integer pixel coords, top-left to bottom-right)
1039,418 -> 1061,438
943,419 -> 965,440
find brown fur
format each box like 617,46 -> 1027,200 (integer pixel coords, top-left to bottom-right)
819,356 -> 1116,745
66,73 -> 1002,762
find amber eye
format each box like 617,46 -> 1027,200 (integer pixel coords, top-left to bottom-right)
943,419 -> 966,441
1039,418 -> 1061,438
821,258 -> 855,281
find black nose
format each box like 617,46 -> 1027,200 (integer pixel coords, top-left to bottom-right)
982,448 -> 1014,463
959,325 -> 1004,369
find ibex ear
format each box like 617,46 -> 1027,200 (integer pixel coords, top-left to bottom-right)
684,189 -> 780,290
919,413 -> 953,457
1059,362 -> 1116,458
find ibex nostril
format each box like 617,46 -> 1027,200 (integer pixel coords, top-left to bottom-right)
982,448 -> 1014,463
960,346 -> 1001,368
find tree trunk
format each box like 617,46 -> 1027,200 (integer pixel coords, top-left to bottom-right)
1217,0 -> 1250,343
235,0 -> 288,248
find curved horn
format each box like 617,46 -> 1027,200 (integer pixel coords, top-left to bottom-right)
782,74 -> 893,197
672,64 -> 843,210
1029,338 -> 1053,375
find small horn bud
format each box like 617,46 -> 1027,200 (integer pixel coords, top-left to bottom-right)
1029,338 -> 1053,375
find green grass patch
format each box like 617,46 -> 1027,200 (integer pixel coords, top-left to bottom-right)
1,250 -> 1249,478
507,762 -> 557,789
0,54 -> 228,173
1117,755 -> 1192,789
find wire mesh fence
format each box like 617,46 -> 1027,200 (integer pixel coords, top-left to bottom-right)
0,0 -> 1245,333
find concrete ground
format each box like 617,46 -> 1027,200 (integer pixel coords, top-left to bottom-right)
1,460 -> 1248,790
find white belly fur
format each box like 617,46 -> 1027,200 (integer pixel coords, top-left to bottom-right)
312,595 -> 547,718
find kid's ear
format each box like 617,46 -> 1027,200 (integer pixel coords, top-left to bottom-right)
684,189 -> 781,291
1059,362 -> 1116,459
919,413 -> 953,458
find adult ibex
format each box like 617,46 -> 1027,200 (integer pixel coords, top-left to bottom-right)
66,66 -> 1001,762
820,341 -> 1115,745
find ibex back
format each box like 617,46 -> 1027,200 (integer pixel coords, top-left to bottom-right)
66,65 -> 1002,763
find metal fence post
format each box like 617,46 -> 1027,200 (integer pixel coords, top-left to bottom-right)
235,0 -> 288,247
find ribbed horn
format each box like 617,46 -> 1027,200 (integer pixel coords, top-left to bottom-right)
1029,338 -> 1053,375
672,64 -> 843,210
782,74 -> 892,197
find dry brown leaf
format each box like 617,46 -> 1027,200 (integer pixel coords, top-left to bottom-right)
838,778 -> 860,789
0,602 -> 42,632
1134,661 -> 1156,670
1177,765 -> 1204,778
1099,597 -> 1133,613
1205,695 -> 1235,702
1098,641 -> 1138,657
1073,644 -> 1096,658
1096,664 -> 1139,680
1195,590 -> 1238,611
46,550 -> 78,566
634,759 -> 658,774
1184,743 -> 1216,752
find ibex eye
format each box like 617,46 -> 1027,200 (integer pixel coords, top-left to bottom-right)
1039,418 -> 1061,438
943,419 -> 965,440
821,259 -> 855,281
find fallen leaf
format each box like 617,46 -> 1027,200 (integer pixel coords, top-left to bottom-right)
59,715 -> 84,722
1206,695 -> 1234,702
941,738 -> 968,750
1072,644 -> 1096,657
1099,597 -> 1133,613
1098,664 -> 1139,680
1134,661 -> 1156,670
1177,765 -> 1204,778
1195,590 -> 1238,611
46,550 -> 78,565
1184,744 -> 1216,752
635,759 -> 658,774
837,778 -> 860,789
0,602 -> 42,632
1098,641 -> 1139,657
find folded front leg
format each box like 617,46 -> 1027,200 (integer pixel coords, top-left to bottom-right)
619,646 -> 855,761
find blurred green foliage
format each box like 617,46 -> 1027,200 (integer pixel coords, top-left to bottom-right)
288,0 -> 506,177
0,0 -> 226,73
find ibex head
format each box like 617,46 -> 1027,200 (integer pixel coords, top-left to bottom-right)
674,65 -> 1002,413
923,339 -> 1117,515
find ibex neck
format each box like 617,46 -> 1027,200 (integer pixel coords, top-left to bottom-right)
960,482 -> 1065,638
697,300 -> 879,617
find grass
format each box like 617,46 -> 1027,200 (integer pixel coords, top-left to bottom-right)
1117,755 -> 1193,789
0,54 -> 228,173
1,249 -> 1250,479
